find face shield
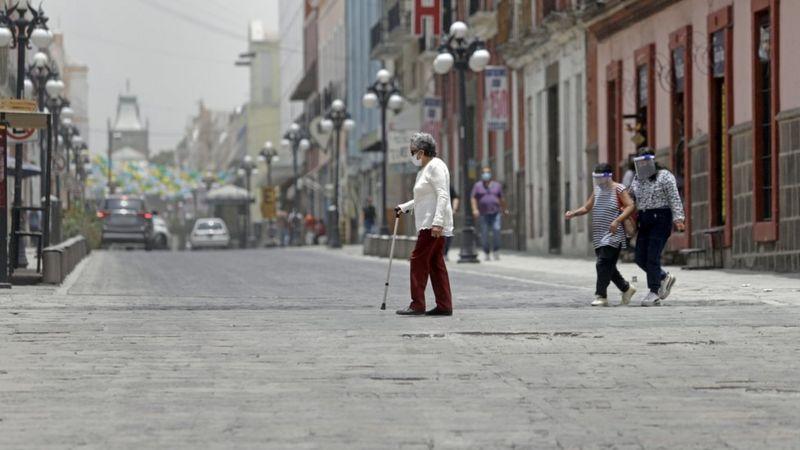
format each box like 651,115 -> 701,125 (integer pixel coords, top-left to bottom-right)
592,172 -> 613,189
634,154 -> 657,180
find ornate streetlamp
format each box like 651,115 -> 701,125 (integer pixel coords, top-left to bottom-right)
237,155 -> 258,248
0,2 -> 53,272
281,123 -> 310,246
433,21 -> 490,263
258,141 -> 279,187
320,99 -> 355,249
362,69 -> 404,234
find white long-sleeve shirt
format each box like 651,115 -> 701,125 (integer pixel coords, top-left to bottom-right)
398,157 -> 454,236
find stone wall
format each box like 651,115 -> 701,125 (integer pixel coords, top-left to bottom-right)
688,135 -> 710,249
717,112 -> 800,272
729,123 -> 756,267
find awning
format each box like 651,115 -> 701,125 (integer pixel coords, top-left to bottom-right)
206,184 -> 253,204
290,61 -> 318,101
7,156 -> 41,178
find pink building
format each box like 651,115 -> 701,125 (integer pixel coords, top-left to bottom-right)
588,0 -> 800,272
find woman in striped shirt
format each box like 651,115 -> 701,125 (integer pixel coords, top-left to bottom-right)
566,163 -> 637,306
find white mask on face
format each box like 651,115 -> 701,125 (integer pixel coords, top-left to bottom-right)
410,152 -> 422,167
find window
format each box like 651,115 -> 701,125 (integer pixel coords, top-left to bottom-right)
669,26 -> 693,247
707,6 -> 733,246
634,44 -> 655,153
606,61 -> 622,179
751,0 -> 779,241
669,26 -> 692,201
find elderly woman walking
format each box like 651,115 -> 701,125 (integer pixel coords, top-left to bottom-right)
630,148 -> 686,306
394,132 -> 454,316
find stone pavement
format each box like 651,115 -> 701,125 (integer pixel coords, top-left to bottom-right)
0,247 -> 798,449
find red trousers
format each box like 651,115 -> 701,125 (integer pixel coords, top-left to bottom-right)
409,229 -> 452,311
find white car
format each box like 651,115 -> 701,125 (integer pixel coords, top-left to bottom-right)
151,215 -> 171,250
189,218 -> 231,250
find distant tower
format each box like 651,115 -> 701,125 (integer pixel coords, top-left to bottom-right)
108,82 -> 149,162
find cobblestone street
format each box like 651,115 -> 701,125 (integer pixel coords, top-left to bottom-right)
1,247 -> 799,449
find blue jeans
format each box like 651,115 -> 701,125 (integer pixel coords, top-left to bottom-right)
635,209 -> 672,293
480,213 -> 501,254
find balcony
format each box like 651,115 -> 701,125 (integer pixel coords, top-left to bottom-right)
466,0 -> 498,41
370,0 -> 415,60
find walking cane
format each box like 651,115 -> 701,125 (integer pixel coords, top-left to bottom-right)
380,214 -> 401,310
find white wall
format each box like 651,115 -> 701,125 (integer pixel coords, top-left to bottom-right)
523,31 -> 590,256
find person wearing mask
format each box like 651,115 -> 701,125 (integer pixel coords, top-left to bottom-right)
394,132 -> 454,316
443,185 -> 460,261
630,148 -> 685,306
566,163 -> 637,306
471,167 -> 508,261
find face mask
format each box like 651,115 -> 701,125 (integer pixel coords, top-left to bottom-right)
592,172 -> 613,189
410,152 -> 422,167
481,172 -> 492,181
633,155 -> 657,179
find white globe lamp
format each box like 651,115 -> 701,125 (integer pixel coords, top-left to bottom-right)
362,92 -> 378,109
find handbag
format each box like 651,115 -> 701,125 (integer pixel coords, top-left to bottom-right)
617,189 -> 638,238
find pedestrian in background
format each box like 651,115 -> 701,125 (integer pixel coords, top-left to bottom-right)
566,163 -> 637,307
471,167 -> 508,261
395,132 -> 454,316
630,148 -> 685,306
362,197 -> 376,238
443,185 -> 459,261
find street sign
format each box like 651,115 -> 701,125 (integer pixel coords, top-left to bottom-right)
261,186 -> 278,219
0,99 -> 38,143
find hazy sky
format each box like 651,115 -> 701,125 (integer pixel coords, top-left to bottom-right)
42,0 -> 280,154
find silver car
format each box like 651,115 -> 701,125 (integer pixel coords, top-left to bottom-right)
151,215 -> 171,250
189,218 -> 230,250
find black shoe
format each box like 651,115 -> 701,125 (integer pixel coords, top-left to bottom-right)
396,307 -> 425,316
425,307 -> 453,316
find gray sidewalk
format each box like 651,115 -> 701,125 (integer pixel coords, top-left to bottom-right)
345,244 -> 800,307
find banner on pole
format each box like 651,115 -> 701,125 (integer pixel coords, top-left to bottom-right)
484,66 -> 509,131
421,97 -> 441,140
413,0 -> 441,36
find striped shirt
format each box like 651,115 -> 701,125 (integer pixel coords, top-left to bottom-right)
592,183 -> 627,249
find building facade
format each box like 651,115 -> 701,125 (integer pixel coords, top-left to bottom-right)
588,0 -> 800,272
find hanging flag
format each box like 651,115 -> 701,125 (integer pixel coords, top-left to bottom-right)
421,97 -> 442,140
484,66 -> 509,131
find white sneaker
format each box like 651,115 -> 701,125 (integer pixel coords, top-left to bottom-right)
493,252 -> 500,261
620,285 -> 636,305
658,273 -> 677,299
641,291 -> 661,307
591,296 -> 609,307
484,253 -> 492,261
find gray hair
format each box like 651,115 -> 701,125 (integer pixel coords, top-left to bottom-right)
410,132 -> 437,156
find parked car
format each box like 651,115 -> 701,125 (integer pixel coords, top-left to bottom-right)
189,218 -> 230,250
98,195 -> 154,250
150,215 -> 171,250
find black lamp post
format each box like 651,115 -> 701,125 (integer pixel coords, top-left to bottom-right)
238,154 -> 257,248
320,99 -> 355,249
433,21 -> 491,264
281,123 -> 310,246
258,141 -> 278,187
25,59 -> 61,250
25,59 -> 61,200
362,69 -> 404,235
0,2 -> 54,273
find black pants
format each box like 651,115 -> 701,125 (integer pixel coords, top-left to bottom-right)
635,208 -> 672,293
595,245 -> 629,298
